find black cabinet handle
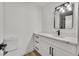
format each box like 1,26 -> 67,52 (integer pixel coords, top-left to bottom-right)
35,36 -> 39,38
52,48 -> 53,56
49,47 -> 51,55
35,47 -> 39,50
35,41 -> 39,43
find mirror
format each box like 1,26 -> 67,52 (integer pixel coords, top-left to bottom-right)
54,2 -> 73,29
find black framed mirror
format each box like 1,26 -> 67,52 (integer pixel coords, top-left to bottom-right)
54,2 -> 74,29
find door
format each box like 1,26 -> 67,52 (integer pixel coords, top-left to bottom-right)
37,36 -> 51,56
53,47 -> 74,56
38,40 -> 51,56
0,2 -> 4,56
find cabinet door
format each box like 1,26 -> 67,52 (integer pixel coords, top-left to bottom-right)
53,47 -> 74,56
38,40 -> 51,56
53,40 -> 77,55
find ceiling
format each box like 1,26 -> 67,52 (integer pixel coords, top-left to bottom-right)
33,2 -> 50,7
24,2 -> 50,7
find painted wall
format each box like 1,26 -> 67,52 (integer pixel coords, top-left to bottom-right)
0,2 -> 3,44
0,2 -> 3,56
23,3 -> 42,54
42,2 -> 78,42
4,2 -> 41,55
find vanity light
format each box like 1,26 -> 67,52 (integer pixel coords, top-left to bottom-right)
59,7 -> 65,13
64,2 -> 69,7
64,2 -> 72,11
66,4 -> 72,11
55,7 -> 61,12
55,2 -> 72,13
57,7 -> 61,10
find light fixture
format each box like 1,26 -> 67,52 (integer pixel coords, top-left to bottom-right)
57,7 -> 61,10
55,2 -> 72,13
59,7 -> 65,13
64,2 -> 72,11
64,2 -> 69,7
55,6 -> 61,12
66,4 -> 72,11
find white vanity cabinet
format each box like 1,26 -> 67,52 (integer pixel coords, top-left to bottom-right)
51,40 -> 77,56
33,33 -> 77,56
34,34 -> 51,56
53,47 -> 74,56
53,40 -> 77,55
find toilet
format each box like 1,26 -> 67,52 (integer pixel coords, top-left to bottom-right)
4,36 -> 18,56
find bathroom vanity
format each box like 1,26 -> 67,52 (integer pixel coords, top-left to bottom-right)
32,2 -> 79,56
33,32 -> 78,56
0,2 -> 79,56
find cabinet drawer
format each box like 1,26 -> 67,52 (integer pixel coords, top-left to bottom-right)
53,40 -> 77,54
34,34 -> 51,44
34,35 -> 51,56
39,36 -> 52,44
34,35 -> 40,45
34,34 -> 40,39
34,39 -> 39,49
34,39 -> 39,44
34,46 -> 39,51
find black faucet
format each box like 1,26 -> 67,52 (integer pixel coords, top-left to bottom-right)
57,30 -> 60,36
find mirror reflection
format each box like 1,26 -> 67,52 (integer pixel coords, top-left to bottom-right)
54,2 -> 73,29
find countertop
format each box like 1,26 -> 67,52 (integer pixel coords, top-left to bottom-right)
33,32 -> 78,45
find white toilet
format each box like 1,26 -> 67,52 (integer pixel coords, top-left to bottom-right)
4,36 -> 18,56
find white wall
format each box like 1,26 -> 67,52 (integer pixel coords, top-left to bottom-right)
42,2 -> 78,42
0,2 -> 3,44
4,2 -> 41,55
0,2 -> 3,56
23,3 -> 42,54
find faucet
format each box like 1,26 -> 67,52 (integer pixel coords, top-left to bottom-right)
57,30 -> 60,36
